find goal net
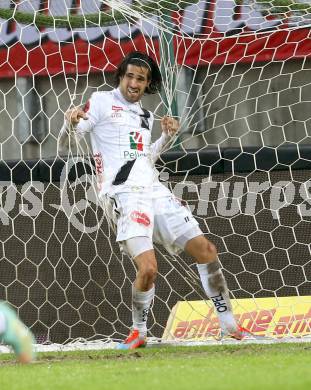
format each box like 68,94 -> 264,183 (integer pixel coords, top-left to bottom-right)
0,0 -> 311,349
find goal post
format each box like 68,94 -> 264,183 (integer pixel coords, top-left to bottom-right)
0,0 -> 311,349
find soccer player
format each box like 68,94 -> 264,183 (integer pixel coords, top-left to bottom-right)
0,301 -> 35,363
60,51 -> 249,349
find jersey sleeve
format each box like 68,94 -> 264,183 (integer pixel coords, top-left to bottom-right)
150,132 -> 172,161
60,92 -> 107,141
75,92 -> 105,137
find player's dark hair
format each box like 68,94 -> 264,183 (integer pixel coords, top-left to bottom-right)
114,51 -> 162,94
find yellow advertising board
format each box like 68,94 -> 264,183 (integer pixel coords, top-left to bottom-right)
162,296 -> 311,341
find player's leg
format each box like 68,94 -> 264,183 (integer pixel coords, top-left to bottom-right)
184,235 -> 241,336
0,302 -> 35,363
111,192 -> 156,349
153,192 -> 250,339
118,240 -> 157,349
185,235 -> 254,339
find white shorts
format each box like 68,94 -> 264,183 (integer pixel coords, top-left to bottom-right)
102,191 -> 202,255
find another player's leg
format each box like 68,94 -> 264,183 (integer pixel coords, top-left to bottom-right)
185,235 -> 252,339
0,301 -> 35,363
118,238 -> 157,349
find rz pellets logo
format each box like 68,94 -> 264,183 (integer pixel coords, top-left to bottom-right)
129,132 -> 143,151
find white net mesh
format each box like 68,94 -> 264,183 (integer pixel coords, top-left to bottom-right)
0,0 -> 311,345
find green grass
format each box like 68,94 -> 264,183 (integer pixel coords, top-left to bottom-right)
0,343 -> 311,390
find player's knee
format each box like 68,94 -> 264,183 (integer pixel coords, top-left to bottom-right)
140,261 -> 158,285
207,240 -> 217,258
185,235 -> 218,263
200,238 -> 218,262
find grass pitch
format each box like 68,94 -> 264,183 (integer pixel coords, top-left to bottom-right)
0,343 -> 310,390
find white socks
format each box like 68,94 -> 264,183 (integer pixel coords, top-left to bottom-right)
0,312 -> 6,334
131,263 -> 235,337
132,285 -> 155,336
197,262 -> 237,334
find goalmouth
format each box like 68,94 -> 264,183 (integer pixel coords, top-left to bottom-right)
1,147 -> 311,351
0,0 -> 311,352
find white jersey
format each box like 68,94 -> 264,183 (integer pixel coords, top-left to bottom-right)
61,88 -> 172,198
